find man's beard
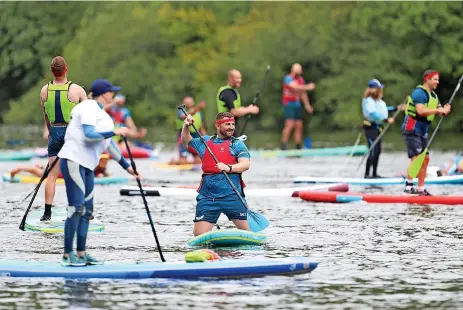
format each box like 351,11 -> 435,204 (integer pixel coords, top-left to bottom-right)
219,128 -> 234,138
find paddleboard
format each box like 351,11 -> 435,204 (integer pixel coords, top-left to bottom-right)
25,207 -> 104,233
187,229 -> 267,247
152,163 -> 201,171
119,183 -> 349,197
293,175 -> 463,185
0,151 -> 36,161
3,173 -> 128,185
0,257 -> 317,279
251,145 -> 368,158
299,190 -> 463,205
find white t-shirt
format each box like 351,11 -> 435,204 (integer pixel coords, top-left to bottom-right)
58,100 -> 114,170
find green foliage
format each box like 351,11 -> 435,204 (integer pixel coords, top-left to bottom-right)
4,1 -> 463,136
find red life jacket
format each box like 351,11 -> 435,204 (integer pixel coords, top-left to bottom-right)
282,74 -> 304,105
202,139 -> 236,173
199,138 -> 246,193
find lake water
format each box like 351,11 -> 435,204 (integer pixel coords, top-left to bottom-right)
0,150 -> 462,309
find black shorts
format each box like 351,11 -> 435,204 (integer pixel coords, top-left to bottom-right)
402,133 -> 428,158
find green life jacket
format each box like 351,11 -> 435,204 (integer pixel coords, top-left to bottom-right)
176,111 -> 203,133
44,81 -> 77,123
405,85 -> 439,122
216,85 -> 241,113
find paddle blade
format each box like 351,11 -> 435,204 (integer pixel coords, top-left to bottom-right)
247,211 -> 270,232
407,149 -> 427,179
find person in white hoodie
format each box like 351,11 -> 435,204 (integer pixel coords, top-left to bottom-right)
58,79 -> 137,267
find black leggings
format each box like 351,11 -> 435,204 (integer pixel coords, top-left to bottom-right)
364,126 -> 382,177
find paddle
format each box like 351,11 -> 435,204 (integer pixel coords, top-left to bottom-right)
178,105 -> 270,232
355,105 -> 403,173
408,73 -> 463,178
123,137 -> 166,262
19,157 -> 59,231
239,65 -> 271,136
342,132 -> 362,169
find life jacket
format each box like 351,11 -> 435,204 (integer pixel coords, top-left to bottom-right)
217,85 -> 241,113
282,74 -> 304,105
405,85 -> 439,122
176,111 -> 203,132
44,81 -> 77,123
199,137 -> 246,194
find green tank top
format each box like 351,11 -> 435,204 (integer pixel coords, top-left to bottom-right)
176,112 -> 203,133
216,85 -> 241,113
405,85 -> 439,122
44,81 -> 78,123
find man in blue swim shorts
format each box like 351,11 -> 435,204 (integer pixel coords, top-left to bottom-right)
181,111 -> 251,236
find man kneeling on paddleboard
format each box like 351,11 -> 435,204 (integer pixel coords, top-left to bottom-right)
181,112 -> 251,236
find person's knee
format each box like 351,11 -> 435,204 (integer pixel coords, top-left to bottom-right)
67,205 -> 84,218
295,121 -> 303,130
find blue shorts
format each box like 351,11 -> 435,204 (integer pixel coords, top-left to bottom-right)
194,195 -> 248,224
283,105 -> 303,120
402,133 -> 429,158
178,131 -> 200,157
48,125 -> 67,157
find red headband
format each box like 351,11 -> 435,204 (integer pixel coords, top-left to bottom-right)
423,71 -> 438,82
215,117 -> 235,125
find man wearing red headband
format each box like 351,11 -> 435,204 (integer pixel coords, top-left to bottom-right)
402,69 -> 451,195
39,56 -> 87,221
181,112 -> 251,236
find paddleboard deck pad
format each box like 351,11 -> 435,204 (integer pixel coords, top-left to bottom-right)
293,175 -> 463,185
187,229 -> 267,247
25,207 -> 104,233
298,190 -> 463,205
119,183 -> 349,197
0,257 -> 317,279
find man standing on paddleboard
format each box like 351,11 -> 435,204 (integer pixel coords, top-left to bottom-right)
216,69 -> 259,136
40,56 -> 87,221
58,79 -> 137,266
280,63 -> 316,150
402,70 -> 451,195
181,112 -> 251,236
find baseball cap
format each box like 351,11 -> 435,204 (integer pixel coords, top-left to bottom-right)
368,79 -> 384,88
90,79 -> 121,97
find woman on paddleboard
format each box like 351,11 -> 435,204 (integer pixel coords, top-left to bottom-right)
57,79 -> 137,267
181,112 -> 251,236
361,79 -> 403,178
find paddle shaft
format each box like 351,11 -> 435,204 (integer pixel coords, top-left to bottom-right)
179,106 -> 250,212
123,138 -> 166,262
355,107 -> 402,173
239,65 -> 271,136
19,157 -> 59,231
339,132 -> 362,172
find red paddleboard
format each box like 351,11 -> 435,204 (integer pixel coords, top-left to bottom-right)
299,191 -> 463,205
291,183 -> 349,197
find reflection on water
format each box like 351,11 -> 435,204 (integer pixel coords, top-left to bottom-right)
1,152 -> 463,309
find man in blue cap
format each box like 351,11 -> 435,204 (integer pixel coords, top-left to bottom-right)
58,78 -> 137,266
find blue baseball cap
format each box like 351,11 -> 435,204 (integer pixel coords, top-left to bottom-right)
90,79 -> 121,97
368,79 -> 384,88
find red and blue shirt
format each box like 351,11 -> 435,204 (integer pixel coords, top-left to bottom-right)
282,74 -> 305,107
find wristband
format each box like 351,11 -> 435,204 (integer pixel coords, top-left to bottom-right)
228,165 -> 233,173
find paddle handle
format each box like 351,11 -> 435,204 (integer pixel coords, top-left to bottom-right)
178,105 -> 250,211
123,138 -> 166,262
